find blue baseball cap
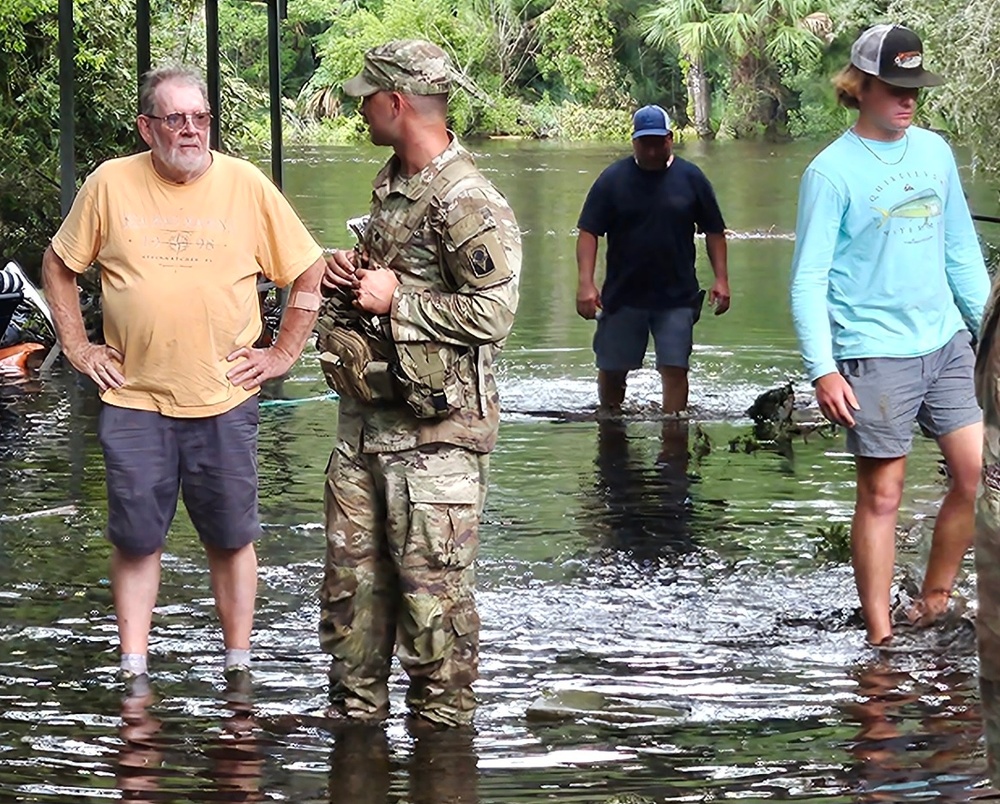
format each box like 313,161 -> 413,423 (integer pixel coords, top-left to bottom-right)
632,105 -> 672,139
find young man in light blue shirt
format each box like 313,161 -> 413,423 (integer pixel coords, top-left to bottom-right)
790,24 -> 990,647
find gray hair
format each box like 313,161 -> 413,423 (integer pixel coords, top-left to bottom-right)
139,64 -> 209,116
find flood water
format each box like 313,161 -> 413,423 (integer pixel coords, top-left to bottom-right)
2,138 -> 1000,803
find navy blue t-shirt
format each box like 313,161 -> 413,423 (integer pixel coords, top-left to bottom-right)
577,155 -> 726,313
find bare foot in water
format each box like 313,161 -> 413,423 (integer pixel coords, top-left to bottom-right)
905,588 -> 953,627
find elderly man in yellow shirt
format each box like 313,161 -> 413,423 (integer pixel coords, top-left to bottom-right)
42,64 -> 326,686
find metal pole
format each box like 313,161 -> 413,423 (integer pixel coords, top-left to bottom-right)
267,0 -> 284,190
974,214 -> 1000,225
205,0 -> 221,151
135,0 -> 151,151
137,0 -> 150,103
58,0 -> 75,216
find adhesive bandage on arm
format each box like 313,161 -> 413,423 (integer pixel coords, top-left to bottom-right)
288,291 -> 323,311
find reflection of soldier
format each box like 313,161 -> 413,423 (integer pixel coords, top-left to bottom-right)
409,727 -> 478,804
328,725 -> 391,804
326,724 -> 478,804
592,419 -> 696,563
981,677 -> 1000,786
317,40 -> 521,728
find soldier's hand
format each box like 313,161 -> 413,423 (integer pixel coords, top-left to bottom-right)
226,345 -> 295,390
576,282 -> 602,320
65,342 -> 125,392
709,278 -> 731,315
353,267 -> 399,315
322,248 -> 358,291
814,372 -> 860,427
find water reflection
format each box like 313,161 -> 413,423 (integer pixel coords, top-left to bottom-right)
982,679 -> 1000,790
328,725 -> 391,804
327,724 -> 478,804
117,684 -> 163,802
115,682 -> 264,803
844,661 -> 990,802
589,418 -> 697,564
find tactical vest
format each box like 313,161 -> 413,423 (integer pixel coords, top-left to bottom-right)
316,155 -> 481,418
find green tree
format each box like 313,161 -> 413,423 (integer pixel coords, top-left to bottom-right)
642,0 -> 716,136
0,0 -> 137,273
534,0 -> 629,107
643,0 -> 833,137
889,0 -> 1000,174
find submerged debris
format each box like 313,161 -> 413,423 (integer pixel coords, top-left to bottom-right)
692,424 -> 712,459
526,689 -> 687,724
728,383 -> 839,455
746,381 -> 795,428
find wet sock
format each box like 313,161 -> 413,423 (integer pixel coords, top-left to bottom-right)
225,648 -> 251,671
120,653 -> 147,677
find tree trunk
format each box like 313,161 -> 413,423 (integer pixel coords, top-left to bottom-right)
727,54 -> 776,137
686,57 -> 713,139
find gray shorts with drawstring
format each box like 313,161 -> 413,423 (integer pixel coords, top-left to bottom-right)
836,329 -> 981,458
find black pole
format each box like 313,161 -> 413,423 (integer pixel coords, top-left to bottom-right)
58,0 -> 75,216
267,0 -> 284,189
205,0 -> 221,151
974,214 -> 1000,225
136,0 -> 150,104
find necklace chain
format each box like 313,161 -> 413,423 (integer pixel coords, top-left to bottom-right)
852,129 -> 909,165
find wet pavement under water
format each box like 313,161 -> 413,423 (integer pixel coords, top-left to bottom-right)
2,140 -> 1000,803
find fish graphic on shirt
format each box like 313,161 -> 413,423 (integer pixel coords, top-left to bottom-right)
872,189 -> 943,228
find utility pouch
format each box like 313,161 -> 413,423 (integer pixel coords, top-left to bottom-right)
393,341 -> 469,419
318,326 -> 398,403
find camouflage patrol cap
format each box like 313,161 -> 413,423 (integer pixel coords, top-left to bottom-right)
343,39 -> 454,97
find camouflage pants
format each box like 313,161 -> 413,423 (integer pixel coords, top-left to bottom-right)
320,438 -> 488,726
975,301 -> 1000,680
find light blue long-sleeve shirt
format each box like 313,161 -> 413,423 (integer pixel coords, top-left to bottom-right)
790,126 -> 989,382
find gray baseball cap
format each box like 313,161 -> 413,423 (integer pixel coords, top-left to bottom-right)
850,24 -> 943,88
343,39 -> 454,97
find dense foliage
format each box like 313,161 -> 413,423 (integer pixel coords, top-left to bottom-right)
1,0 -> 997,270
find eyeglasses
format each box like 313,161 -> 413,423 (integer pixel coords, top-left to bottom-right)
144,111 -> 213,131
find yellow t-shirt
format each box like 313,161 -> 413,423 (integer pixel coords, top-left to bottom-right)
51,151 -> 322,417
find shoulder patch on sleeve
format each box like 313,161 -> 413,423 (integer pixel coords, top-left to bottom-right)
469,245 -> 495,278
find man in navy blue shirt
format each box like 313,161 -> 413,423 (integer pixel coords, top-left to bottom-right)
576,105 -> 730,414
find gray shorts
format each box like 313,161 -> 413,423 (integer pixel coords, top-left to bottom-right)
594,304 -> 698,371
98,397 -> 261,556
837,330 -> 981,458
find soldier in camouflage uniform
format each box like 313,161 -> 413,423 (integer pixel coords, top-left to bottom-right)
317,40 -> 521,727
977,287 -> 1000,751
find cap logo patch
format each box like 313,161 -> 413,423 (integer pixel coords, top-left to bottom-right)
895,51 -> 923,69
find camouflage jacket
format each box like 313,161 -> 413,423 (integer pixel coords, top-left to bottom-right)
337,135 -> 521,454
